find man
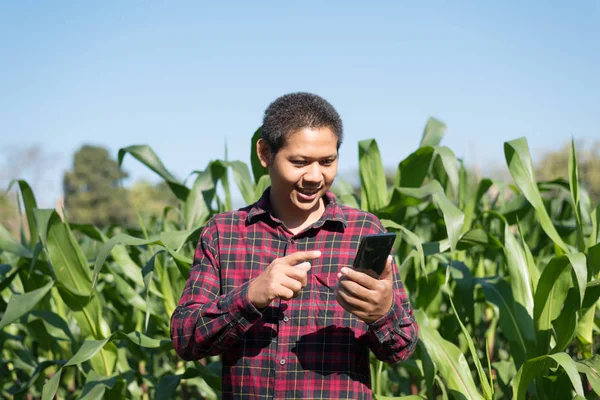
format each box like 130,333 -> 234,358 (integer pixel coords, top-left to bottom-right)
170,92 -> 418,399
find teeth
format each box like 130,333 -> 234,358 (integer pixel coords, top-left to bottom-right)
298,188 -> 319,195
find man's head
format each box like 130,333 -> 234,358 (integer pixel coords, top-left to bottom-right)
256,92 -> 343,226
259,92 -> 343,162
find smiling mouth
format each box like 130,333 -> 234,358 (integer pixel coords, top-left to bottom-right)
296,187 -> 322,196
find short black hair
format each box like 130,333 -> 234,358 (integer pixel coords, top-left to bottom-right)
261,92 -> 343,155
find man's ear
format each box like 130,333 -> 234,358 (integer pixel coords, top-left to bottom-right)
256,138 -> 271,168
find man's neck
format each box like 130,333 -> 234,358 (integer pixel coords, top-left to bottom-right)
270,195 -> 326,235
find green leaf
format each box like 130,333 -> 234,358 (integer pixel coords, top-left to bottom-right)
359,139 -> 389,212
551,287 -> 579,353
462,179 -> 493,233
34,209 -> 92,297
476,277 -> 534,368
576,355 -> 600,395
42,337 -> 112,400
112,273 -> 147,312
92,231 -> 195,291
503,221 -> 535,318
79,371 -> 120,400
588,205 -> 599,249
432,146 -> 460,197
141,251 -> 159,332
381,220 -> 426,279
6,179 -> 39,247
383,181 -> 464,253
504,138 -> 568,252
29,310 -> 75,342
516,220 -> 540,293
449,297 -> 494,399
42,331 -> 171,399
415,311 -> 484,400
0,280 -> 54,330
254,174 -> 271,202
120,331 -> 172,349
577,305 -> 595,356
512,353 -> 584,399
227,160 -> 255,206
332,178 -> 360,209
184,167 -> 214,230
396,146 -> 435,188
569,138 -> 585,252
0,223 -> 32,258
70,223 -> 145,288
250,127 -> 268,184
118,145 -> 189,200
155,366 -> 221,399
534,254 -> 587,332
432,188 -> 464,254
89,341 -> 118,377
419,117 -> 446,148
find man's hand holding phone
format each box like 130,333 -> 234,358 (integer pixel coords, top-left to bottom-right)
335,233 -> 396,323
335,256 -> 394,324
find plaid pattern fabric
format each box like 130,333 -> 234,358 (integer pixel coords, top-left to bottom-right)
171,189 -> 418,399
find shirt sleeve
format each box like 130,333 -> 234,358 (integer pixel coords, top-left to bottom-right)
170,218 -> 263,361
366,219 -> 419,364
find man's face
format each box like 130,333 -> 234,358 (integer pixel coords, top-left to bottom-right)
258,127 -> 339,220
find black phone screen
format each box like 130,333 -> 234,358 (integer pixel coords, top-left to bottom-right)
352,233 -> 396,277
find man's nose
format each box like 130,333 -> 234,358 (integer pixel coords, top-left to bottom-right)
304,162 -> 322,181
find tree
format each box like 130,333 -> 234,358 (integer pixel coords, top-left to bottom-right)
63,145 -> 134,228
130,180 -> 179,226
536,140 -> 600,203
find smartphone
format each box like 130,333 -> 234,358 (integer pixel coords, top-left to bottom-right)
352,232 -> 396,277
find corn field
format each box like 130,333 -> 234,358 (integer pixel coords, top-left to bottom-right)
1,120 -> 599,399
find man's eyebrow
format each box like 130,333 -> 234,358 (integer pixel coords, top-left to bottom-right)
290,154 -> 338,159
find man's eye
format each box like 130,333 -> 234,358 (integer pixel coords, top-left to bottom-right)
291,160 -> 307,166
320,160 -> 334,166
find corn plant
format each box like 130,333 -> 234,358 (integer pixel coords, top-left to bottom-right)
1,121 -> 599,399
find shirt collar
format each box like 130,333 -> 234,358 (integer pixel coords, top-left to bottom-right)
247,187 -> 347,228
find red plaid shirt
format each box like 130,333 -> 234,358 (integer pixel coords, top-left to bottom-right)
171,189 -> 418,399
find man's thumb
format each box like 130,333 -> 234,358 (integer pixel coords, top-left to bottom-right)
380,256 -> 393,280
295,261 -> 312,272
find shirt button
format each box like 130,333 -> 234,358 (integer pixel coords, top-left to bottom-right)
279,358 -> 286,365
283,316 -> 289,322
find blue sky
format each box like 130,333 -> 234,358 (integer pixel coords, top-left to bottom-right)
1,1 -> 598,207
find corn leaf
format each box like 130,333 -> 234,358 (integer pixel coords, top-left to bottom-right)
33,209 -> 92,297
227,160 -> 255,206
250,127 -> 268,184
534,254 -> 587,332
569,138 -> 585,252
396,146 -> 435,188
419,117 -> 446,148
512,352 -> 584,399
0,280 -> 54,330
42,331 -> 171,399
415,311 -> 484,400
0,223 -> 32,258
504,138 -> 568,253
576,355 -> 600,396
6,179 -> 39,247
92,230 -> 196,291
359,139 -> 389,212
476,277 -> 534,368
449,297 -> 494,399
118,145 -> 189,200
